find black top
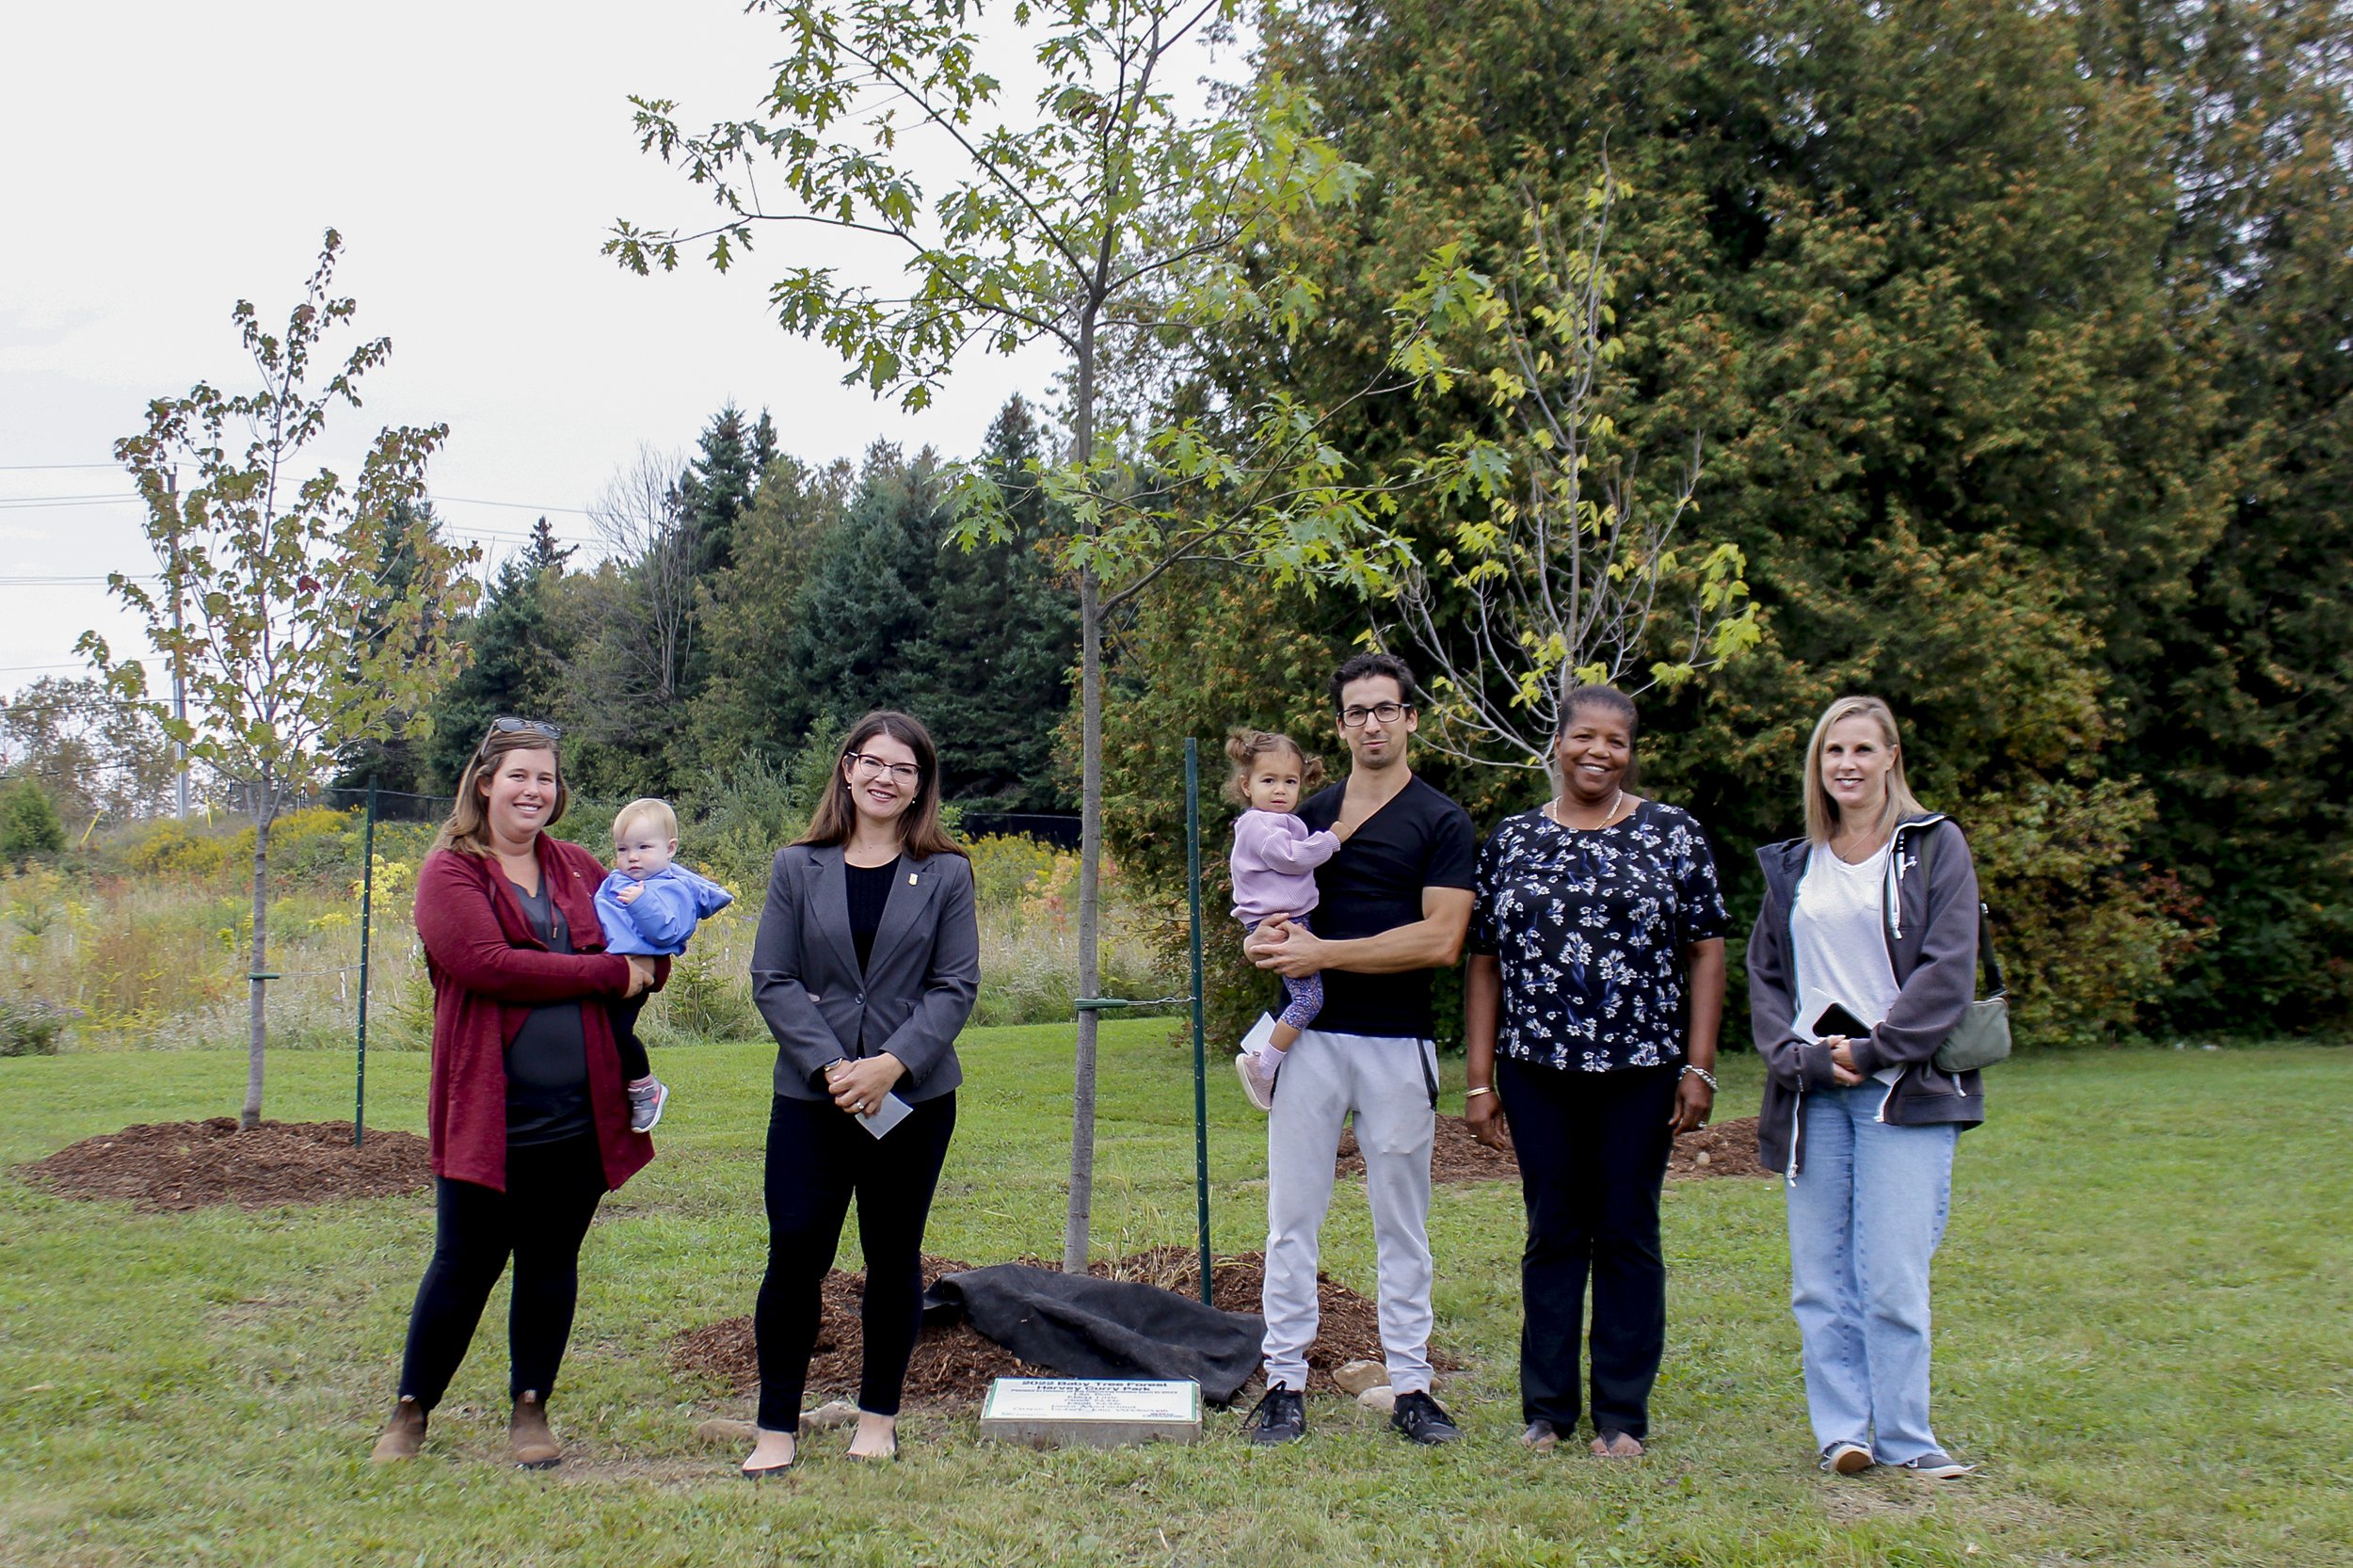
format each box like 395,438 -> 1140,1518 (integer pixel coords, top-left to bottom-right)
846,857 -> 900,974
504,877 -> 593,1145
1297,775 -> 1479,1040
1470,801 -> 1729,1073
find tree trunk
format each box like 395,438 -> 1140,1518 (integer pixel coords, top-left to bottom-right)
1063,571 -> 1104,1273
1063,293 -> 1104,1273
241,786 -> 273,1131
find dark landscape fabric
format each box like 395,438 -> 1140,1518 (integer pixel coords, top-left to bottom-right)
924,1264 -> 1266,1404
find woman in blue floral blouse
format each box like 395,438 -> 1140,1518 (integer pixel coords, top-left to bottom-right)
1465,686 -> 1728,1457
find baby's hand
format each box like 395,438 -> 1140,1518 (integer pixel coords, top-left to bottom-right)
617,882 -> 644,905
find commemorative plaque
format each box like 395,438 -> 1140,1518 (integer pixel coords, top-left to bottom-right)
977,1377 -> 1204,1448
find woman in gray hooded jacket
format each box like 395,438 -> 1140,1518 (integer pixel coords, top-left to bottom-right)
1747,696 -> 1986,1481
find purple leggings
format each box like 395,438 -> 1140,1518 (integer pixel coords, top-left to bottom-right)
1244,916 -> 1324,1033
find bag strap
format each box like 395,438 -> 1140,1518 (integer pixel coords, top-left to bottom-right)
1915,819 -> 2005,1000
1977,903 -> 2006,1000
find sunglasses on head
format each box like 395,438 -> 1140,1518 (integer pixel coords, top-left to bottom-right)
477,716 -> 562,757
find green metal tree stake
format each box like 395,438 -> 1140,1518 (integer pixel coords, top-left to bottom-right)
354,778 -> 376,1148
1188,738 -> 1211,1305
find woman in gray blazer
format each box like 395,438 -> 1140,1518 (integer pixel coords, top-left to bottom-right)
739,711 -> 979,1475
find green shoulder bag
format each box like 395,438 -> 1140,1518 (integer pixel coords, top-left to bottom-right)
1932,903 -> 2010,1074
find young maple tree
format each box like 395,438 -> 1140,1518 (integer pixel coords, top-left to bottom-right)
611,0 -> 1445,1269
81,232 -> 478,1129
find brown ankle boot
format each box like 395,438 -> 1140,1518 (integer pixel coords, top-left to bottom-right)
510,1390 -> 562,1469
370,1398 -> 426,1463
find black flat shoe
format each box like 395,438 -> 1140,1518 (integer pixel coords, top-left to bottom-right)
740,1458 -> 795,1479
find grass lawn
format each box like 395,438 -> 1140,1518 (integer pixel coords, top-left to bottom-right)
0,1025 -> 2345,1567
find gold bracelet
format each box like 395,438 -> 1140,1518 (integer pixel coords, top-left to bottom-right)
1464,1085 -> 1496,1099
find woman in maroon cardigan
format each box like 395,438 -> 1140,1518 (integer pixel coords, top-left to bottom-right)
370,719 -> 660,1468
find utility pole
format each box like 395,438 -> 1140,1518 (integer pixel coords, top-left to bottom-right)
166,469 -> 189,820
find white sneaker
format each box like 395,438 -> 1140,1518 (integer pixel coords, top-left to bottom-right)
1898,1451 -> 1976,1480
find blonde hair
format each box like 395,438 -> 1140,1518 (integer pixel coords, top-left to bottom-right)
1802,696 -> 1928,845
613,797 -> 677,843
1224,729 -> 1325,808
432,727 -> 568,857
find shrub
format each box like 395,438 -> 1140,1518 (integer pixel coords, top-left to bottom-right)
0,996 -> 69,1056
1,776 -> 68,869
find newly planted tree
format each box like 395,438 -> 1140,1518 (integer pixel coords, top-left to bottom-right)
612,0 -> 1435,1268
1389,174 -> 1758,780
81,232 -> 478,1129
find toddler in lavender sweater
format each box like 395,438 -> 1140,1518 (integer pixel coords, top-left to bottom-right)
1226,729 -> 1356,1112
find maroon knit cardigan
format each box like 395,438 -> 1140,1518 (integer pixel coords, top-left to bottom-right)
413,836 -> 660,1192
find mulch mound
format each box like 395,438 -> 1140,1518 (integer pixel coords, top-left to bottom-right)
18,1119 -> 432,1212
1337,1114 -> 1770,1184
669,1246 -> 1447,1410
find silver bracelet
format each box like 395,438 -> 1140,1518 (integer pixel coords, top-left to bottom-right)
1680,1064 -> 1718,1090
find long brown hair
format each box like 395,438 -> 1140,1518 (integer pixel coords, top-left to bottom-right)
432,723 -> 569,856
1801,696 -> 1928,845
796,711 -> 967,860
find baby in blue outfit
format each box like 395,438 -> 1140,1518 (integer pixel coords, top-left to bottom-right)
596,797 -> 733,1131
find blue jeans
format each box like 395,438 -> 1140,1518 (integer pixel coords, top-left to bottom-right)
1785,1085 -> 1958,1464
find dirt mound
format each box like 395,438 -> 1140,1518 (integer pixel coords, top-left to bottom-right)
669,1247 -> 1449,1410
1667,1115 -> 1769,1179
19,1119 -> 432,1212
1337,1114 -> 1770,1184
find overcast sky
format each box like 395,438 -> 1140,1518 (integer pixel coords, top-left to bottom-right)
0,0 -> 1159,701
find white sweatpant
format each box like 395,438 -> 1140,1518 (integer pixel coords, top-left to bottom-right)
1260,1029 -> 1439,1394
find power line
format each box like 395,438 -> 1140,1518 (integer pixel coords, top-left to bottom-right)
0,461 -> 120,472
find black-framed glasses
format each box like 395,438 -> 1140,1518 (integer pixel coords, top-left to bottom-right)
847,752 -> 921,786
478,715 -> 562,755
1338,701 -> 1413,728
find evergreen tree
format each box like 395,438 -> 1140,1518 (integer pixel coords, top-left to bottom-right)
677,403 -> 762,579
526,515 -> 574,575
686,453 -> 853,766
778,443 -> 944,737
424,547 -> 572,791
0,775 -> 68,869
909,395 -> 1077,808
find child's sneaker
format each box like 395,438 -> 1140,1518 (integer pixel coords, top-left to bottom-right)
628,1077 -> 668,1132
1235,1050 -> 1279,1112
1234,1014 -> 1281,1112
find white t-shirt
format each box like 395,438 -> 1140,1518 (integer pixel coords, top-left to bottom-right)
1791,840 -> 1904,1086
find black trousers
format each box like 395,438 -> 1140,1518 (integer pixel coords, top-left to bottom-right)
613,993 -> 650,1082
755,1090 -> 956,1430
1497,1059 -> 1678,1439
396,1133 -> 608,1410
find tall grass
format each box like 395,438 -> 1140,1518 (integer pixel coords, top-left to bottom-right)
1,818 -> 1171,1053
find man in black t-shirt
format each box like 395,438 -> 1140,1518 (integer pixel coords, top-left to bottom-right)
1241,653 -> 1477,1447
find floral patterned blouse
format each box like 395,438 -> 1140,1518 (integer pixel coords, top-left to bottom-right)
1470,800 -> 1729,1073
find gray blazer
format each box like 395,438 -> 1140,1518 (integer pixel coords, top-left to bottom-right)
750,843 -> 979,1102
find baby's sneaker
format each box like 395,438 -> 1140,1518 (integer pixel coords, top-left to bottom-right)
1234,1050 -> 1279,1112
628,1077 -> 668,1133
1233,1014 -> 1282,1112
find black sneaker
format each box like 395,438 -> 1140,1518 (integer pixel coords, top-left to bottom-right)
1389,1389 -> 1461,1445
1244,1385 -> 1306,1446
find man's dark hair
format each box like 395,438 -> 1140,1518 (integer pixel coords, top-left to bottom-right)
1330,651 -> 1419,714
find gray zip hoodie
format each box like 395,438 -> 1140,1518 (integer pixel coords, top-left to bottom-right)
1748,812 -> 1988,1176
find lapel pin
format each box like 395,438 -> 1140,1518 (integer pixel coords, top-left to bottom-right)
907,872 -> 919,886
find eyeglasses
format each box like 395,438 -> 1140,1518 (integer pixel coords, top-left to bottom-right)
1338,701 -> 1413,728
847,752 -> 920,786
478,716 -> 561,755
